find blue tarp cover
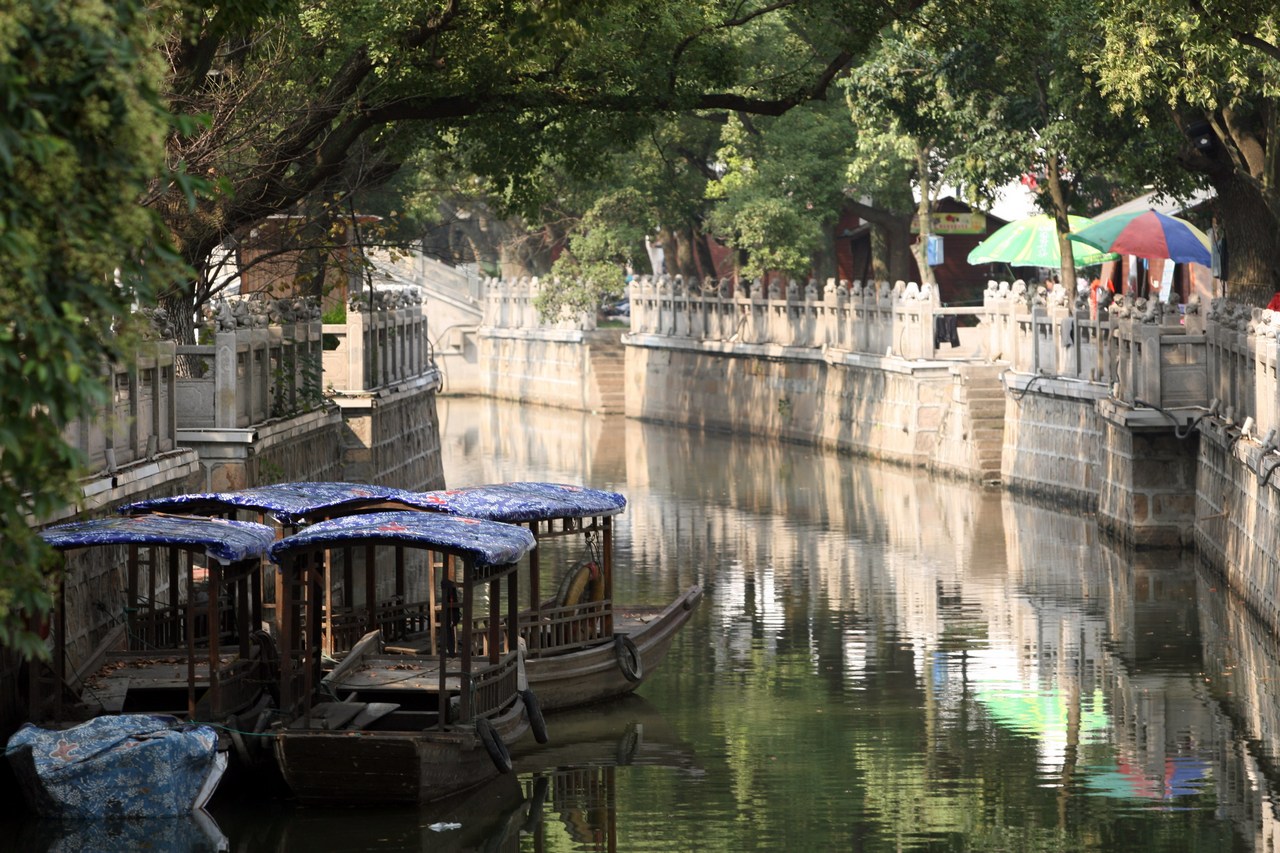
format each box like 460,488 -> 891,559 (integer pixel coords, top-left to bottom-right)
39,515 -> 275,564
412,482 -> 626,523
270,510 -> 536,566
5,715 -> 223,818
119,481 -> 429,526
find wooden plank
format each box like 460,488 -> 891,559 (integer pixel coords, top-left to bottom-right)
90,676 -> 130,712
322,629 -> 381,687
348,702 -> 400,729
287,701 -> 364,730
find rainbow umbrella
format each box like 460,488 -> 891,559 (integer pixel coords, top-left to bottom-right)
967,214 -> 1118,268
1067,209 -> 1211,266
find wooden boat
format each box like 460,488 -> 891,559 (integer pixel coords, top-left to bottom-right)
120,482 -> 444,644
122,480 -> 703,711
12,514 -> 278,816
268,510 -> 539,806
28,514 -> 277,727
409,482 -> 703,712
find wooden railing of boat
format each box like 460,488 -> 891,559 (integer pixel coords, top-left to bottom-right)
518,598 -> 613,655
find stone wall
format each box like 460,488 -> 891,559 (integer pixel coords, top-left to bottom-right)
999,375 -> 1106,510
478,329 -> 626,414
337,380 -> 447,490
624,339 -> 1000,472
1196,422 -> 1280,630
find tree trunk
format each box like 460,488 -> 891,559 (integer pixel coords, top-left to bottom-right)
812,223 -> 837,284
692,228 -> 717,282
1214,172 -> 1280,306
1043,153 -> 1078,292
911,144 -> 937,287
671,228 -> 700,279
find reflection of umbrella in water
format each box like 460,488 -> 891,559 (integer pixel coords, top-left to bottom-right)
976,685 -> 1110,743
1067,209 -> 1212,266
1083,756 -> 1208,801
967,214 -> 1120,268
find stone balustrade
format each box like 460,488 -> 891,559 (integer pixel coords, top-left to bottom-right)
1206,299 -> 1280,440
176,295 -> 323,430
620,273 -> 1222,414
62,342 -> 180,475
322,287 -> 434,393
482,276 -> 597,331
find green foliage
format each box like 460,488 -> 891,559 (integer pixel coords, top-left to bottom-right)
0,0 -> 177,658
707,101 -> 857,279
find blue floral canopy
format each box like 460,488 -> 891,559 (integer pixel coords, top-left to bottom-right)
119,481 -> 430,526
410,482 -> 626,523
269,510 -> 536,567
39,515 -> 276,564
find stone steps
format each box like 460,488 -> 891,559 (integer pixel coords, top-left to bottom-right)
589,344 -> 626,413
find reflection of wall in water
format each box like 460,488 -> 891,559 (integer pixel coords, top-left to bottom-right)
438,397 -> 622,489
1198,568 -> 1280,851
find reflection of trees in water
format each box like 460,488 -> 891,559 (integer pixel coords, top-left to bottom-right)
437,398 -> 1256,849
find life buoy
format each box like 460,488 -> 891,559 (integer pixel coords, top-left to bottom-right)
555,559 -> 605,608
614,634 -> 643,683
522,689 -> 549,744
476,716 -> 512,773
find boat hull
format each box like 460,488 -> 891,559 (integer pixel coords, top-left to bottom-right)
273,698 -> 531,806
527,585 -> 702,712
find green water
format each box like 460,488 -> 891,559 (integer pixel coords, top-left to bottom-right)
16,396 -> 1278,851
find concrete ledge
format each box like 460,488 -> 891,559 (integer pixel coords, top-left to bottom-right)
1003,370 -> 1109,403
32,450 -> 205,525
480,326 -> 585,343
1098,398 -> 1209,432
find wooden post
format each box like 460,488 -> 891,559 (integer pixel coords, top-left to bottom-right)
206,558 -> 221,718
186,553 -> 197,719
365,543 -> 377,638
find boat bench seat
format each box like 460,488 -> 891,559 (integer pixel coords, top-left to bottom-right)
287,701 -> 400,731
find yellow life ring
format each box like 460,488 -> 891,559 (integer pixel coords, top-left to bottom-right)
555,559 -> 604,608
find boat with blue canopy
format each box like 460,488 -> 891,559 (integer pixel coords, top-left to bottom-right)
30,515 -> 277,725
268,510 -> 541,805
407,482 -> 703,712
12,514 -> 278,817
119,482 -> 447,644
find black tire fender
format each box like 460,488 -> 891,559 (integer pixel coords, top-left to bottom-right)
522,689 -> 549,744
476,716 -> 512,774
614,634 -> 643,683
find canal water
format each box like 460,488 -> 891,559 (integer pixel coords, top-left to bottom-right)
15,396 -> 1280,851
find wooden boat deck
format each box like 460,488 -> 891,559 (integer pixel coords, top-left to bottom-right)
81,651 -> 254,716
325,656 -> 459,693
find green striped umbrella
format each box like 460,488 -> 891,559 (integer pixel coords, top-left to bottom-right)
967,214 -> 1119,268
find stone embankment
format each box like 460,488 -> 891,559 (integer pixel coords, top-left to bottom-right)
478,272 -> 1280,639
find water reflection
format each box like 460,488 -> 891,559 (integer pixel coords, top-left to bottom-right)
213,773 -> 530,852
438,397 -> 1263,850
11,811 -> 228,853
19,395 -> 1280,850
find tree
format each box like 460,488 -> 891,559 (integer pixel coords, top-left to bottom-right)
864,0 -> 1195,292
1090,0 -> 1280,304
0,0 -> 179,657
708,98 -> 858,282
148,0 -> 926,331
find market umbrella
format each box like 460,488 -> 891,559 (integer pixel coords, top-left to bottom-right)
1067,209 -> 1211,266
967,214 -> 1119,268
